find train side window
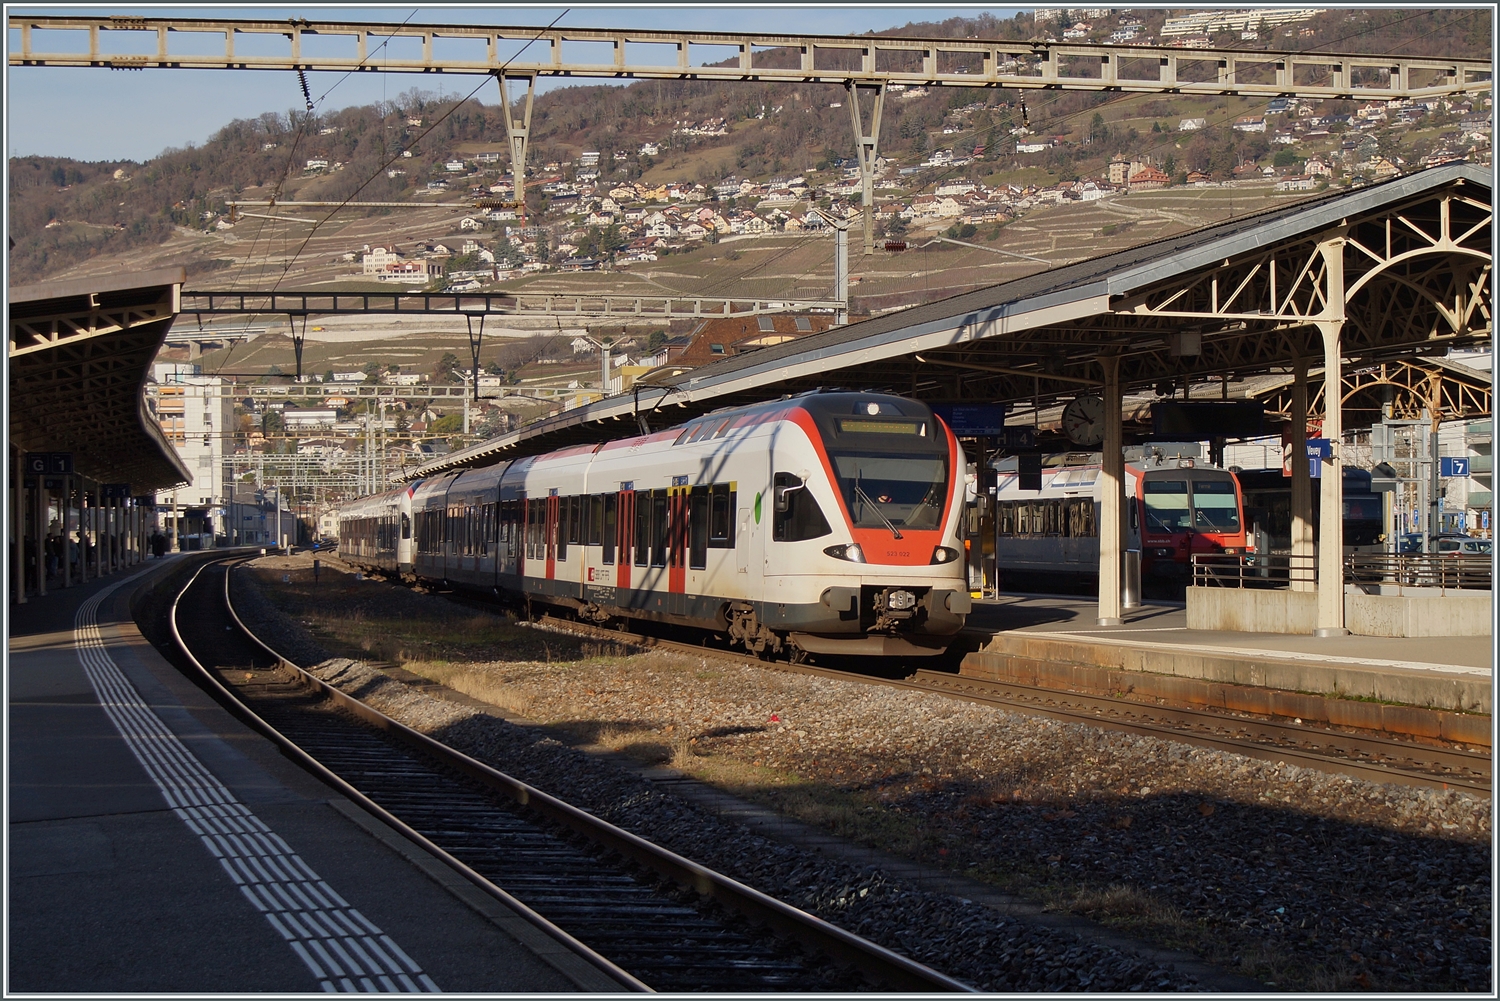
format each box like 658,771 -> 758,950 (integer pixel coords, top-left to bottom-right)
772,472 -> 832,542
709,483 -> 734,547
602,494 -> 617,565
588,495 -> 604,545
635,491 -> 650,567
689,485 -> 710,570
650,489 -> 669,566
401,512 -> 411,540
557,498 -> 569,561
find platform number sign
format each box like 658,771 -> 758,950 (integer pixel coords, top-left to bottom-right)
24,452 -> 73,475
1440,457 -> 1471,478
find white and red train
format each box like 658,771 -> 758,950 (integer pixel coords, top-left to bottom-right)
993,454 -> 1250,583
338,392 -> 972,658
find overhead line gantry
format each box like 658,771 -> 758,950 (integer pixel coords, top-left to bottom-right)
10,15 -> 1493,253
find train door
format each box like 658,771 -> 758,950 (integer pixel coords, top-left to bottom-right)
615,489 -> 633,590
668,484 -> 688,596
507,494 -> 523,580
545,493 -> 558,581
735,501 -> 751,575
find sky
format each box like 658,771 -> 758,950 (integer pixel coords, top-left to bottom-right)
6,5 -> 1025,162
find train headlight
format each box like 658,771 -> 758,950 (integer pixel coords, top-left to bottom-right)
930,546 -> 960,564
824,543 -> 867,563
887,589 -> 918,610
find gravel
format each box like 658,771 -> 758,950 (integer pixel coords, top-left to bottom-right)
233,555 -> 1492,992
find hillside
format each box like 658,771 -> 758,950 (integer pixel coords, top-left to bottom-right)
8,7 -> 1491,288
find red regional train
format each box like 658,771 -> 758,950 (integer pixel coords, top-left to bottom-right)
339,392 -> 972,659
993,454 -> 1249,583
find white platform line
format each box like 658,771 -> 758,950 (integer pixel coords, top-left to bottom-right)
74,583 -> 441,994
1018,628 -> 1493,676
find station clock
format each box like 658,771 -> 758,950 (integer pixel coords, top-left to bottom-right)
1061,394 -> 1106,446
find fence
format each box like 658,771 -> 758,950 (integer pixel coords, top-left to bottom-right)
1191,552 -> 1492,591
1190,553 -> 1316,589
1344,553 -> 1491,592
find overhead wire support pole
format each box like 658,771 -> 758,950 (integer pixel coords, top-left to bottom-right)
846,79 -> 885,257
498,73 -> 536,225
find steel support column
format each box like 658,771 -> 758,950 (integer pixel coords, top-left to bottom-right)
846,80 -> 885,256
14,449 -> 26,603
499,74 -> 536,223
1290,354 -> 1314,591
34,467 -> 47,596
61,475 -> 72,587
1097,354 -> 1124,626
1315,231 -> 1348,636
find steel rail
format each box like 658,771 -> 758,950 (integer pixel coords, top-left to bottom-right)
207,557 -> 975,993
8,15 -> 1491,100
165,555 -> 650,993
514,611 -> 1491,796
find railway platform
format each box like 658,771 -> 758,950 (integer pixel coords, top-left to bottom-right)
963,595 -> 1493,744
6,555 -> 617,993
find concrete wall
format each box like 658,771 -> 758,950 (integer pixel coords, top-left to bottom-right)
966,631 -> 1491,713
1186,587 -> 1318,633
1346,591 -> 1493,637
1187,586 -> 1493,638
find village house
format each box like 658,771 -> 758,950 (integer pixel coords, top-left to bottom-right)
1127,165 -> 1170,191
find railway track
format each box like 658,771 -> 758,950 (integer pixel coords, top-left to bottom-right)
516,612 -> 1492,797
167,556 -> 973,993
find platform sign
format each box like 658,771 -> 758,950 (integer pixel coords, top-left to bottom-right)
930,404 -> 1009,437
102,483 -> 132,499
24,452 -> 73,475
1305,439 -> 1332,479
1440,457 -> 1470,478
1001,426 -> 1036,449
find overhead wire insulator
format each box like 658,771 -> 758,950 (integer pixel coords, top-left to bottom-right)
298,68 -> 314,112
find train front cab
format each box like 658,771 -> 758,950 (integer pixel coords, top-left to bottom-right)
755,394 -> 970,657
1133,462 -> 1248,581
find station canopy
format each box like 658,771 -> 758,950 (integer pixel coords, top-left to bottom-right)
8,267 -> 192,491
411,164 -> 1490,478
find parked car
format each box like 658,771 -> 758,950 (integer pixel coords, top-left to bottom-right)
1436,537 -> 1491,555
1399,532 -> 1489,554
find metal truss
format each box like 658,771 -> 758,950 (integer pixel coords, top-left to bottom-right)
1098,183 -> 1492,390
1257,358 -> 1492,424
180,289 -> 845,320
10,283 -> 180,358
13,14 -> 1489,258
647,175 -> 1490,442
9,16 -> 1489,101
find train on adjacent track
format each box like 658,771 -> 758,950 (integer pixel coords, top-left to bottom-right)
993,454 -> 1249,584
339,392 -> 972,659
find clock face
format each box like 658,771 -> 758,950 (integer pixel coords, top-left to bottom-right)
1062,395 -> 1106,446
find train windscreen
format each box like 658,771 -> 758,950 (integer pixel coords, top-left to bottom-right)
829,453 -> 948,531
1190,478 -> 1241,533
1143,475 -> 1241,534
1143,479 -> 1191,531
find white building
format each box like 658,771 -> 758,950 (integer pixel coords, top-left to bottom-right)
149,368 -> 233,542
